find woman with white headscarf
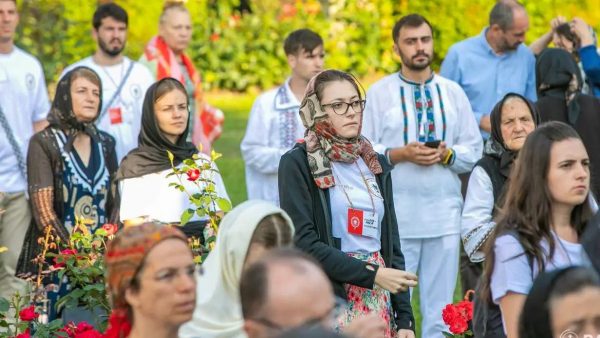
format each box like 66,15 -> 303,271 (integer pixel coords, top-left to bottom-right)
179,200 -> 294,338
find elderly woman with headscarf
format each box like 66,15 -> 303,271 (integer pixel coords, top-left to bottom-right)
461,93 -> 539,270
535,48 -> 600,197
104,222 -> 196,338
278,69 -> 417,338
18,66 -> 118,275
112,77 -> 229,238
179,200 -> 295,338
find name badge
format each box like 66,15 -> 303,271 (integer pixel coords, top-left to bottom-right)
109,107 -> 123,125
347,208 -> 379,239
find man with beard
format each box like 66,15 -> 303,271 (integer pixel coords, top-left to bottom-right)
440,1 -> 536,138
362,14 -> 482,338
240,29 -> 324,205
61,3 -> 153,161
0,0 -> 49,301
440,0 -> 536,299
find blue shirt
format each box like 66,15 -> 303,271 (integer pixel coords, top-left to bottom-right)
440,28 -> 537,139
580,45 -> 600,97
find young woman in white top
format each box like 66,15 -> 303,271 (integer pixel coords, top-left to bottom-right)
112,77 -> 229,237
479,121 -> 594,338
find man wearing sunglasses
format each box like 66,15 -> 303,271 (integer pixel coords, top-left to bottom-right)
241,29 -> 324,205
362,14 -> 482,338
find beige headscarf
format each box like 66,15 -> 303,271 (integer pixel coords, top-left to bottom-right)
178,200 -> 295,338
299,70 -> 382,189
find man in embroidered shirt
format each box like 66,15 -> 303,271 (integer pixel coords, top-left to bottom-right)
440,1 -> 536,139
241,29 -> 324,204
362,14 -> 482,338
0,0 -> 50,300
61,3 -> 154,162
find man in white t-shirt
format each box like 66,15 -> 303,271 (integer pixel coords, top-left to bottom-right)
240,29 -> 324,205
61,3 -> 154,161
0,0 -> 50,300
362,14 -> 482,338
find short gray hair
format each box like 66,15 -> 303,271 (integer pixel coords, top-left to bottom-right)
489,1 -> 524,31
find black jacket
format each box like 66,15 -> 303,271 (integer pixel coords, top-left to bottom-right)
278,143 -> 414,331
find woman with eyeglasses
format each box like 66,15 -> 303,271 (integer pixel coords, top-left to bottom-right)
179,200 -> 295,338
279,69 -> 417,338
103,222 -> 196,338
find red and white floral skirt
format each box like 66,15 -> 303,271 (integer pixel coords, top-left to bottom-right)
336,251 -> 397,338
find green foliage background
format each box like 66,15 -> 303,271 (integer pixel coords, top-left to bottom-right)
15,0 -> 600,92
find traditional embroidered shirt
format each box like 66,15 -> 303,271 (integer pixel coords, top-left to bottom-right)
240,79 -> 304,204
362,73 -> 482,238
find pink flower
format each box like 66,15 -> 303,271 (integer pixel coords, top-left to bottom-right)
102,223 -> 118,236
18,305 -> 38,321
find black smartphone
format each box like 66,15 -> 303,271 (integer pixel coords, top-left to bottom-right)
424,140 -> 441,148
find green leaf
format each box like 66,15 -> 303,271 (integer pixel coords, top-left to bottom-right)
0,298 -> 9,312
442,332 -> 455,337
181,208 -> 195,226
217,198 -> 232,212
183,159 -> 196,166
195,208 -> 207,217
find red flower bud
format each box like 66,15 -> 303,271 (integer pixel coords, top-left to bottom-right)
15,328 -> 31,338
186,168 -> 201,182
18,305 -> 39,322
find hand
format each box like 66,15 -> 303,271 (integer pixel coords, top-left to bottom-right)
479,115 -> 492,133
391,142 -> 440,166
550,16 -> 566,31
571,17 -> 595,47
397,329 -> 416,338
374,267 -> 418,294
343,314 -> 386,338
437,141 -> 448,162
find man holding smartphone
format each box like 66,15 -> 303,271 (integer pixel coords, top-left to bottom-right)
362,14 -> 482,338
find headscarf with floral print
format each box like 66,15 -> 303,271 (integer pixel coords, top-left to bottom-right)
299,70 -> 382,189
104,223 -> 188,338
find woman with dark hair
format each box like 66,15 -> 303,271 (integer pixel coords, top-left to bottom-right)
113,77 -> 229,237
519,266 -> 600,338
18,66 -> 118,274
461,94 -> 539,284
535,48 -> 600,198
479,121 -> 593,338
179,200 -> 295,338
279,70 -> 417,338
104,222 -> 196,338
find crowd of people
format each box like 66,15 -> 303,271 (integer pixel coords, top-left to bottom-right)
1,0 -> 600,337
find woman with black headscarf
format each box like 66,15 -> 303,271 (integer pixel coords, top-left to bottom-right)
519,266 -> 600,338
112,77 -> 229,238
18,66 -> 118,272
461,93 -> 539,266
536,48 -> 600,197
16,67 -> 118,321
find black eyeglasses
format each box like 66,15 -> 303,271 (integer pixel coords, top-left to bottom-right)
321,100 -> 366,115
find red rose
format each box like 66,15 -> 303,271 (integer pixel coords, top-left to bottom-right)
75,329 -> 102,338
456,299 -> 474,321
18,305 -> 38,321
449,317 -> 468,334
52,248 -> 78,269
186,168 -> 201,182
15,328 -> 31,338
442,304 -> 460,326
102,223 -> 118,236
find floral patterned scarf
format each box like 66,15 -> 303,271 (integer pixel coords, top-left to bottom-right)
299,72 -> 382,189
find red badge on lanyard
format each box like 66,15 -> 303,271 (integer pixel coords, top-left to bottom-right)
347,208 -> 364,235
109,107 -> 123,125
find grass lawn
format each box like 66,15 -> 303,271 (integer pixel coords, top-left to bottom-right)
208,91 -> 464,337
